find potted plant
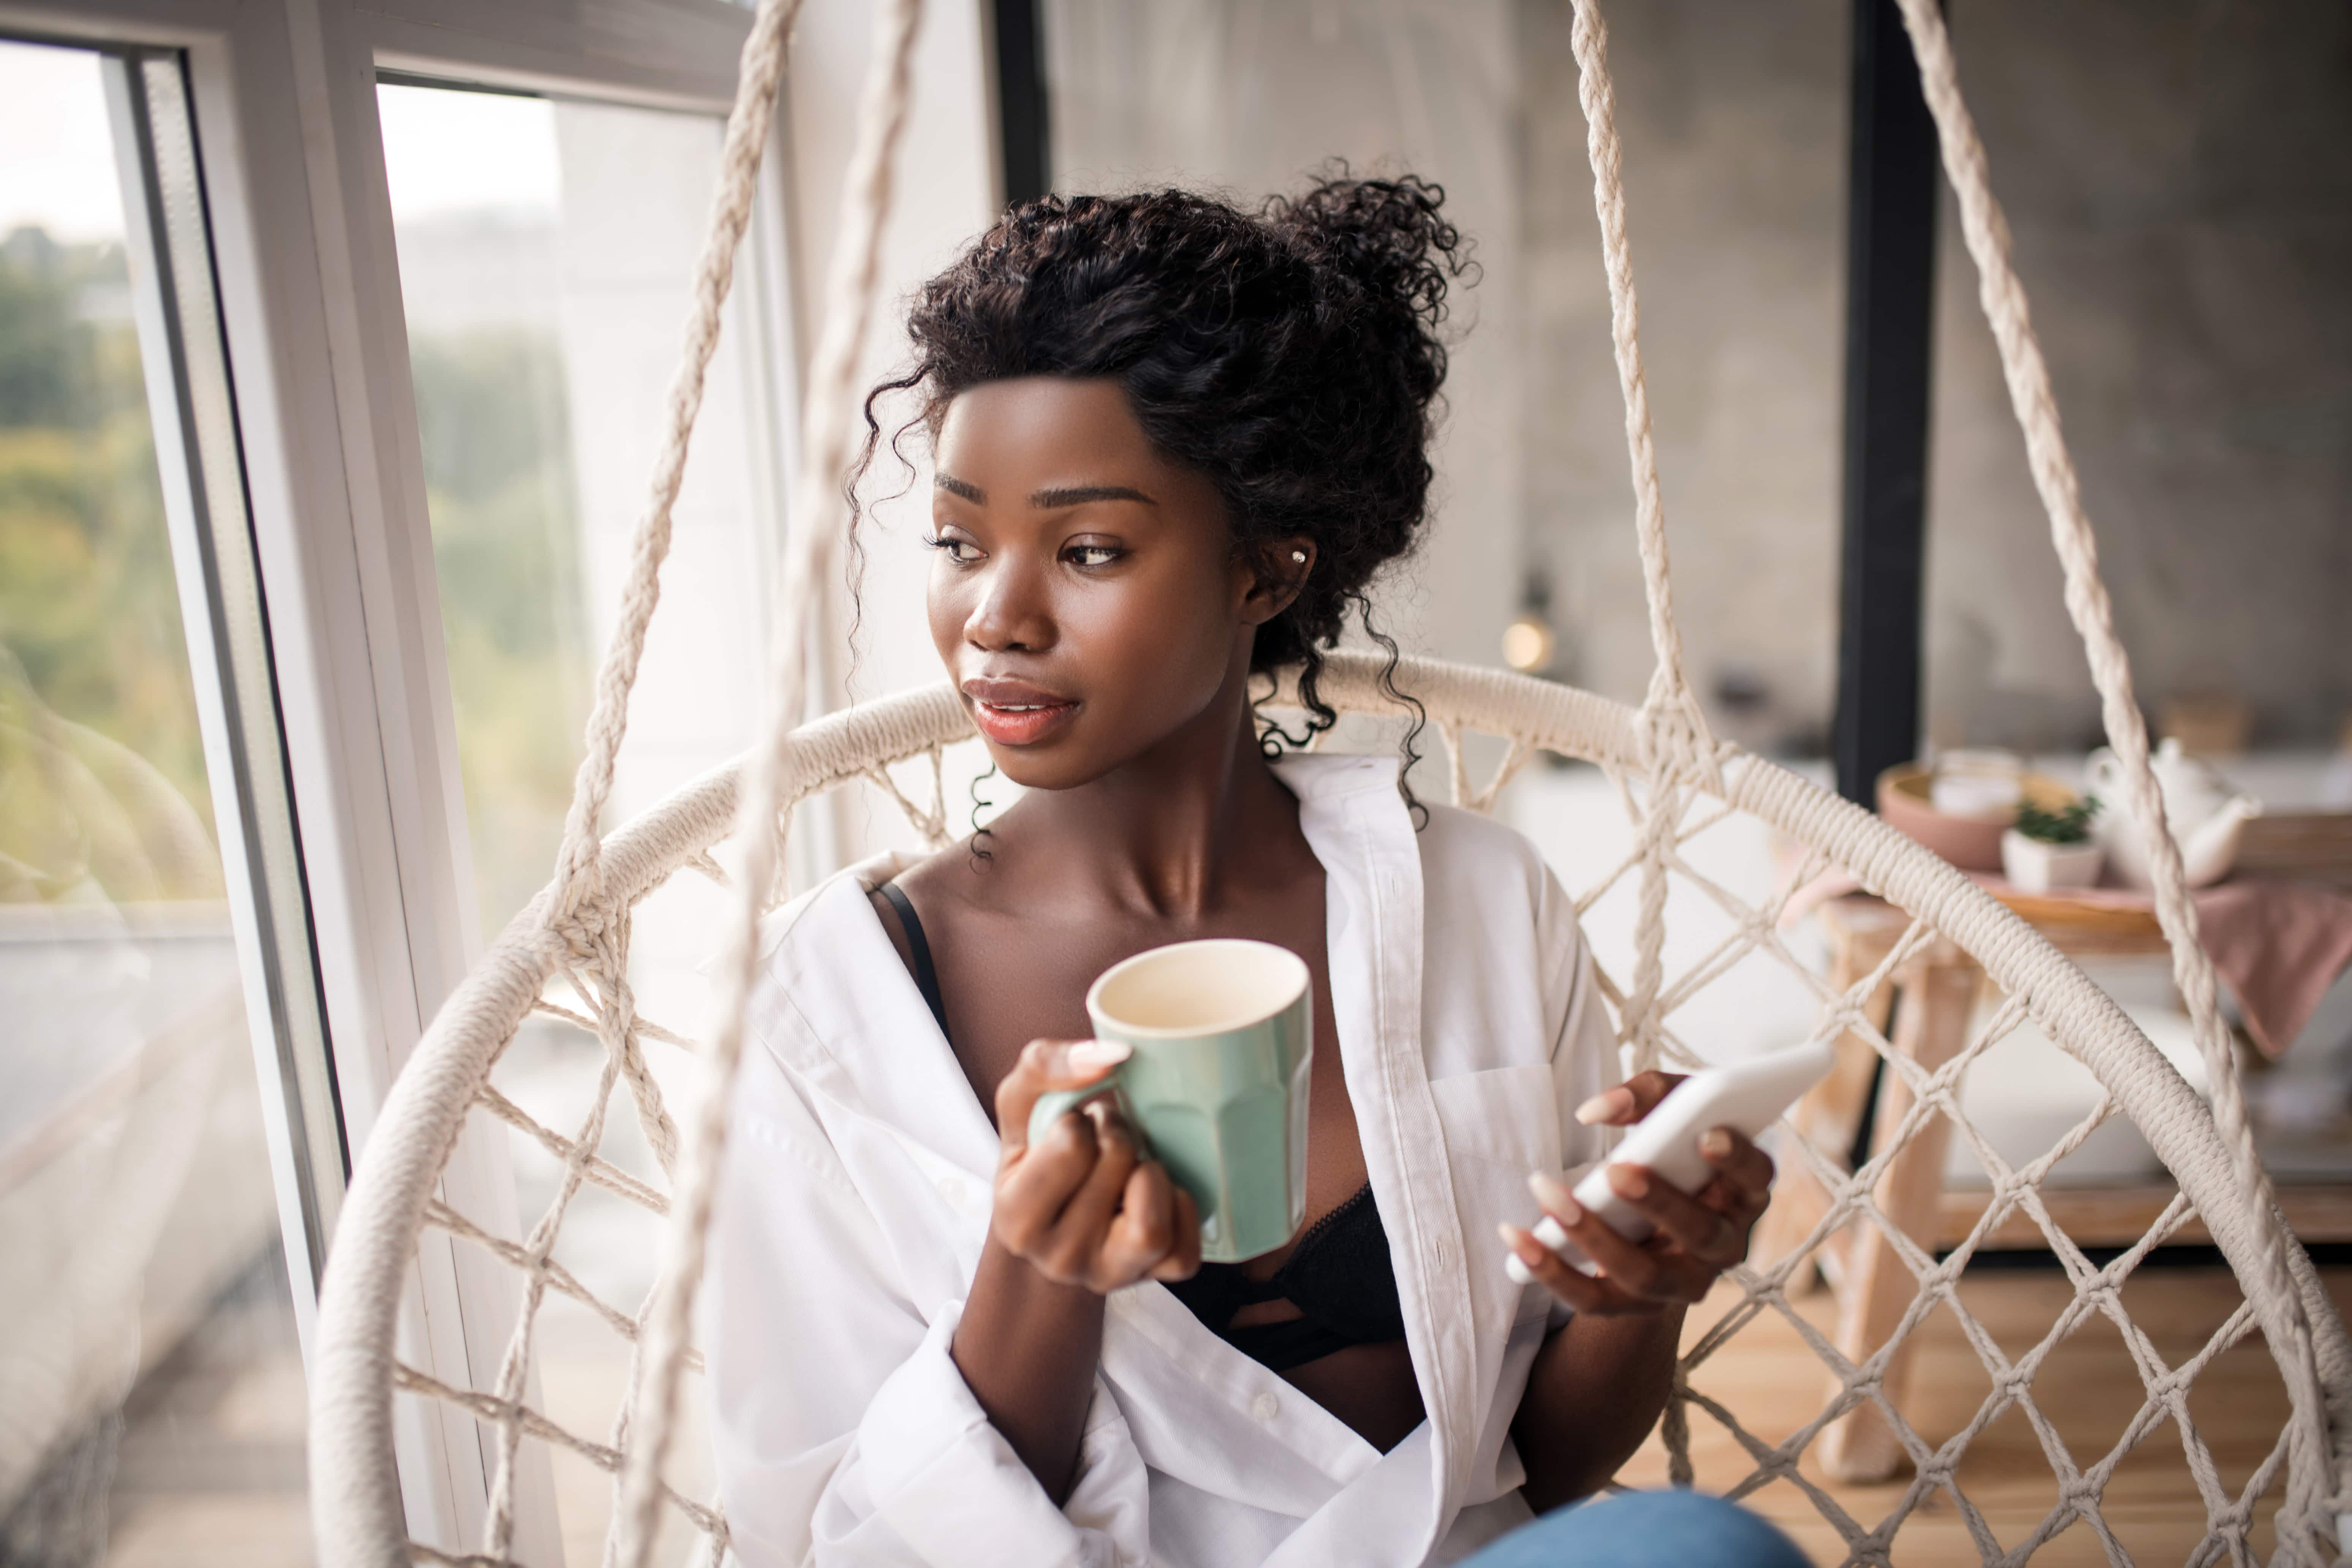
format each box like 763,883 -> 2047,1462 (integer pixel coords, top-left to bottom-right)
2002,796 -> 2103,893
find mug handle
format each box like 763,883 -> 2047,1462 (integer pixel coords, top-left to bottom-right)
1026,1074 -> 1141,1154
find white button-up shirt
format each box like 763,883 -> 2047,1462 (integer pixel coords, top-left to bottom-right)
706,753 -> 1617,1567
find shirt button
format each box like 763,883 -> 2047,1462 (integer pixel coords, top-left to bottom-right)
1250,1391 -> 1280,1424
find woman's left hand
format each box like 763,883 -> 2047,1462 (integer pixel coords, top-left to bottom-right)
1500,1070 -> 1775,1316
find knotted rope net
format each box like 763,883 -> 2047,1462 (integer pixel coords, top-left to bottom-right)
307,0 -> 2352,1562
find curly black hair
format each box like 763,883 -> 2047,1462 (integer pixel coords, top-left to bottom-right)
851,168 -> 1474,780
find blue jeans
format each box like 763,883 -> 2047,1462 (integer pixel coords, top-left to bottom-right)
1456,1490 -> 1811,1568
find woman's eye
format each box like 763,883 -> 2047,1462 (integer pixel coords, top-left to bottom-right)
1064,543 -> 1122,568
924,534 -> 982,564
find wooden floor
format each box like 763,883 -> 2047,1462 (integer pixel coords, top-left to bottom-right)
1614,1263 -> 2349,1566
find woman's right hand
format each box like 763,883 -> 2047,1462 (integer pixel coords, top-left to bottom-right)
990,1038 -> 1202,1293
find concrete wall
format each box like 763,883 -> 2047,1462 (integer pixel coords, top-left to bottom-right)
1920,0 -> 2352,752
1520,0 -> 2352,755
1521,0 -> 1848,754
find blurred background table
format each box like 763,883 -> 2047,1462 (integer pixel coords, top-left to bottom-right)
1755,821 -> 2352,1482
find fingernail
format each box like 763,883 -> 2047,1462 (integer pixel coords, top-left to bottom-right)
1612,1165 -> 1649,1200
1701,1128 -> 1732,1159
1574,1090 -> 1627,1126
1497,1221 -> 1536,1261
1067,1039 -> 1131,1073
1528,1171 -> 1582,1225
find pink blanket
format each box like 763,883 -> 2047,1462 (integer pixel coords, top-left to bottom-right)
1783,872 -> 2352,1058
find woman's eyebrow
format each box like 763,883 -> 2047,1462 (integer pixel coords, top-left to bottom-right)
1032,484 -> 1154,507
934,473 -> 985,503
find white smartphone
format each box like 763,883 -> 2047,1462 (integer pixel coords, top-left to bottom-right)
1505,1038 -> 1836,1285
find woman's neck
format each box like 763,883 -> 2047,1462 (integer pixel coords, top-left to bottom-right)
985,663 -> 1308,923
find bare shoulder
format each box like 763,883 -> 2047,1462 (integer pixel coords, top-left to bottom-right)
869,832 -> 1002,964
887,833 -> 994,911
890,789 -> 1070,922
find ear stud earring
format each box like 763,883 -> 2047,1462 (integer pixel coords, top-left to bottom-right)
1291,550 -> 1307,563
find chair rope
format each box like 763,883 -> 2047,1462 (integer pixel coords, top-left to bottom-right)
1886,0 -> 2341,1547
609,1 -> 927,1563
547,0 -> 810,924
1564,0 -> 1731,1099
1562,0 -> 1718,778
316,654 -> 2349,1565
306,0 -> 2352,1554
1566,0 -> 2341,1545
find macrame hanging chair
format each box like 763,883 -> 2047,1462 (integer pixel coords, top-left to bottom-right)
306,0 -> 2352,1562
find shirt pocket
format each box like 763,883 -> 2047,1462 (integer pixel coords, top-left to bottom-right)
1429,1062 -> 1563,1326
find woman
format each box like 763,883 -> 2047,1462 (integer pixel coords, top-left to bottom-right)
706,175 -> 1806,1567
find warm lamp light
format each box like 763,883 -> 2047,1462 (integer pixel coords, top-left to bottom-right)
1502,614 -> 1556,674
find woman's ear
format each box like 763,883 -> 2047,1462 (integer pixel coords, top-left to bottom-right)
1240,537 -> 1316,626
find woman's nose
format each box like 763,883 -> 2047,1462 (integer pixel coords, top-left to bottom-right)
965,557 -> 1055,653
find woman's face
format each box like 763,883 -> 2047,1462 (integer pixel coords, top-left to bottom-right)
926,377 -> 1306,792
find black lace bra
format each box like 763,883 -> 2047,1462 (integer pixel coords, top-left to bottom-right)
876,881 -> 1408,1373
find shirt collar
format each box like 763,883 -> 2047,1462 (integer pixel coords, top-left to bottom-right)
1278,748 -> 1478,1539
751,855 -> 1003,1177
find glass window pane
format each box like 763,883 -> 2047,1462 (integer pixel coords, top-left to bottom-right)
378,82 -> 773,944
380,80 -> 775,1560
377,84 -> 589,941
0,37 -> 310,1566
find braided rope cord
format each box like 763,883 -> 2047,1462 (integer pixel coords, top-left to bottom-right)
1885,1 -> 2344,1550
1561,0 -> 1715,769
544,0 -> 808,925
610,1 -> 927,1563
1565,3 -> 1755,1486
1562,0 -> 1727,1107
489,0 -> 823,1552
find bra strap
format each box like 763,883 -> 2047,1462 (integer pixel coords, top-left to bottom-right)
876,880 -> 950,1040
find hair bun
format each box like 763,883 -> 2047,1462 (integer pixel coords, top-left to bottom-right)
1268,170 -> 1471,340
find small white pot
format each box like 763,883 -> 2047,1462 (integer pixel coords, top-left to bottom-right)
2001,829 -> 2103,894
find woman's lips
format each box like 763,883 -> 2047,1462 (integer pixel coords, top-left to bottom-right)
963,679 -> 1080,747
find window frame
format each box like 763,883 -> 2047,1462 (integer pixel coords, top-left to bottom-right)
0,0 -> 806,1555
101,39 -> 348,1348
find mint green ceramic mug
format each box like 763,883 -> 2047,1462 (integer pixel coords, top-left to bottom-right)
1027,939 -> 1313,1263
